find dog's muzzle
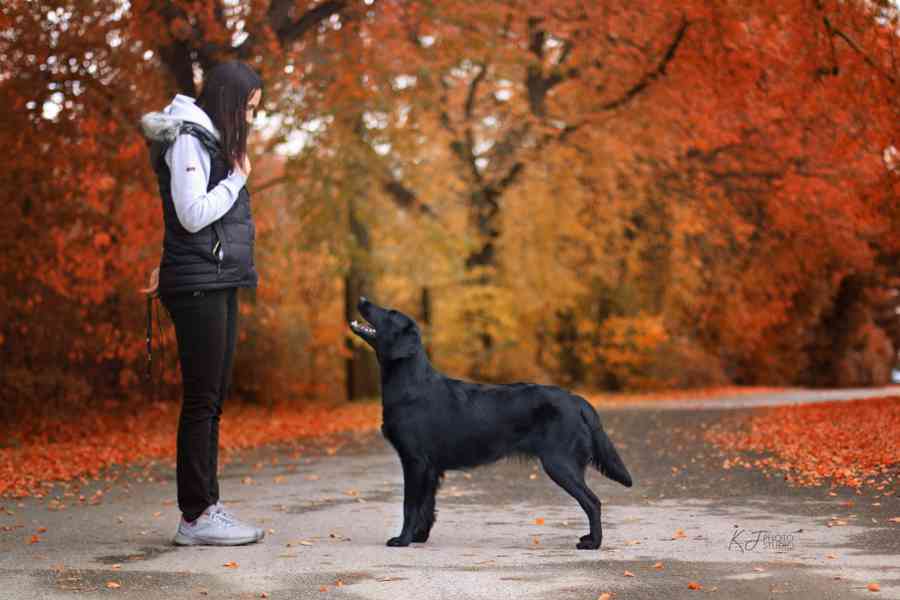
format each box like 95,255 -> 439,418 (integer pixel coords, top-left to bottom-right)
350,319 -> 376,336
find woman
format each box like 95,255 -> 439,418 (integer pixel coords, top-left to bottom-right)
140,61 -> 264,546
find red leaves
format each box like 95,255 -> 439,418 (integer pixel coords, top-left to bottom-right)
707,397 -> 900,489
0,401 -> 382,498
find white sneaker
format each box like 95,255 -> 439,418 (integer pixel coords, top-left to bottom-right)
172,505 -> 261,546
211,501 -> 265,542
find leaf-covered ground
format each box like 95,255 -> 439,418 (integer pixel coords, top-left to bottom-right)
0,400 -> 383,498
706,396 -> 900,490
4,390 -> 898,499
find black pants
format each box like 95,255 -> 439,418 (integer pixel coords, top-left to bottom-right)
161,287 -> 239,522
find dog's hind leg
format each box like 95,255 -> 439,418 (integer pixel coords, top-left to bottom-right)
540,455 -> 603,549
388,457 -> 429,547
413,469 -> 442,543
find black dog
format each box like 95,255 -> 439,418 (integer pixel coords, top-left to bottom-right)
350,297 -> 632,549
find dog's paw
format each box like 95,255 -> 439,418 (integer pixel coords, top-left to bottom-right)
386,536 -> 411,547
576,536 -> 601,550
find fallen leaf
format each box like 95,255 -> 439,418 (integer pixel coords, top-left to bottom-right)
688,582 -> 702,590
27,535 -> 40,544
223,561 -> 239,569
753,567 -> 765,572
534,518 -> 545,525
653,562 -> 664,570
672,528 -> 687,540
36,527 -> 47,533
623,570 -> 635,577
106,581 -> 121,589
868,583 -> 880,592
319,586 -> 328,592
597,594 -> 613,600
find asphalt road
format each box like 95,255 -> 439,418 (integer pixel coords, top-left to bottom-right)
1,389 -> 898,599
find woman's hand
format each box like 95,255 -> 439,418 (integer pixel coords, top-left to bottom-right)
236,153 -> 252,178
140,267 -> 160,298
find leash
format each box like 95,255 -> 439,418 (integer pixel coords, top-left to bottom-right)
142,268 -> 165,403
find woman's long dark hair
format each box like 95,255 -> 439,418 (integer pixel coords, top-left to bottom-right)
196,61 -> 262,170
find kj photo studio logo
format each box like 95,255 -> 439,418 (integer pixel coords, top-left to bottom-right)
728,527 -> 795,553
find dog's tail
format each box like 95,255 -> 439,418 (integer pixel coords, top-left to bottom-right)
581,406 -> 633,488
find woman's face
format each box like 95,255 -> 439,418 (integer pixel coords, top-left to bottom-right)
246,89 -> 261,125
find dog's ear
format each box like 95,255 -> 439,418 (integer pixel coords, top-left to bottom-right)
388,322 -> 418,360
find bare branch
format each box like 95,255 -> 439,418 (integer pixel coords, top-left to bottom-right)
597,15 -> 689,112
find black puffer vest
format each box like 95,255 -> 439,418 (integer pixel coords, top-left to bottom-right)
150,123 -> 258,295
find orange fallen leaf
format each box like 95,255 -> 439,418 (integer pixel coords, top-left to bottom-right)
868,583 -> 880,592
532,537 -> 540,545
335,580 -> 344,587
653,562 -> 664,570
534,518 -> 545,525
27,535 -> 40,544
672,528 -> 687,540
223,561 -> 239,569
597,594 -> 613,600
36,527 -> 47,533
623,570 -> 635,577
106,581 -> 121,589
688,581 -> 702,590
319,586 -> 328,592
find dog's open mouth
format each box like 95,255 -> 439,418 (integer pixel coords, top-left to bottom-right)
350,319 -> 376,337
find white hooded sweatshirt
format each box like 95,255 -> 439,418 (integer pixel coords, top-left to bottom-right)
140,94 -> 247,234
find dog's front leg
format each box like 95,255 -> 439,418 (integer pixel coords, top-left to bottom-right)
387,456 -> 427,547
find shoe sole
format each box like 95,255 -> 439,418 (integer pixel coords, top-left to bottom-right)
173,532 -> 260,546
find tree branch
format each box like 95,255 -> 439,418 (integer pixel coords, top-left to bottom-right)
597,15 -> 689,112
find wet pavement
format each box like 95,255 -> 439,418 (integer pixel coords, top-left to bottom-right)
0,390 -> 898,599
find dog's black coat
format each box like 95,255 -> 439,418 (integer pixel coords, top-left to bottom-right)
350,298 -> 632,549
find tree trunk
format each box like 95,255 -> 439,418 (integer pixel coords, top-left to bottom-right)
344,195 -> 380,402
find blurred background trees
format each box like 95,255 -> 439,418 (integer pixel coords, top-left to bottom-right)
2,0 -> 899,423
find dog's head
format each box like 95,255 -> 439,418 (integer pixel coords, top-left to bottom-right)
350,297 -> 422,362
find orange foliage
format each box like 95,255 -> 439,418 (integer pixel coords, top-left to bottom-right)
706,397 -> 900,489
3,0 -> 900,421
0,400 -> 382,499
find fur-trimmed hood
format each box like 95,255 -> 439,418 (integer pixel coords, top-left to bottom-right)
140,94 -> 220,144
